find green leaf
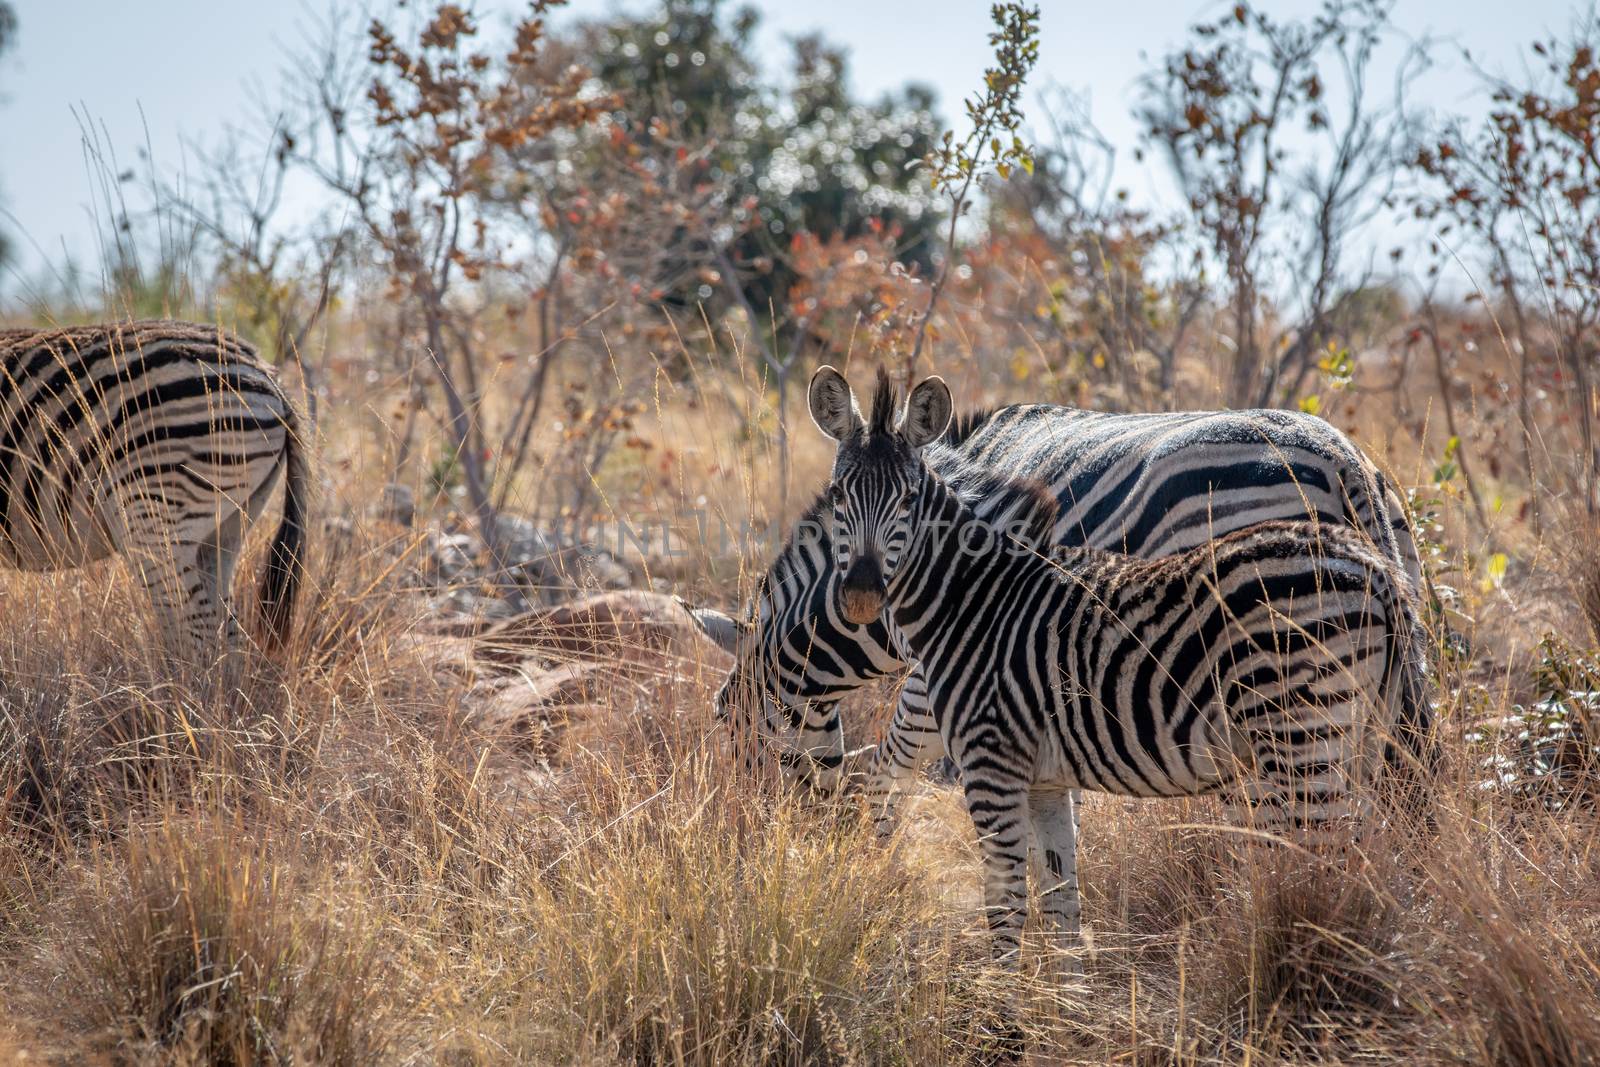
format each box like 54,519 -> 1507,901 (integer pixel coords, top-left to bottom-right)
1298,394 -> 1321,415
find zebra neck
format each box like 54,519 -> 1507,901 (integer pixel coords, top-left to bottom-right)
887,472 -> 1037,653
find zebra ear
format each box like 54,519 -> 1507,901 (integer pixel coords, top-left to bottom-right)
677,597 -> 750,654
902,375 -> 953,449
808,365 -> 862,442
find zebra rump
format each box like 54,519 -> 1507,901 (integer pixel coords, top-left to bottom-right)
0,321 -> 308,651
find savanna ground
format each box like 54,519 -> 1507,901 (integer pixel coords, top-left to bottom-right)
4,0 -> 1600,1063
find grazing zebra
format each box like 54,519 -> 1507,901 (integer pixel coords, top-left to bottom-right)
688,381 -> 1423,797
0,321 -> 308,657
808,365 -> 1430,964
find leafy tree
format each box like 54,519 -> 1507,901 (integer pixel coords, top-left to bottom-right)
1139,0 -> 1414,407
1408,13 -> 1600,519
908,1 -> 1038,375
291,1 -> 616,596
984,87 -> 1205,407
579,0 -> 943,309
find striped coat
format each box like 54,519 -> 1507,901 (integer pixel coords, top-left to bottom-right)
0,321 -> 307,655
689,393 -> 1421,794
810,366 -> 1430,964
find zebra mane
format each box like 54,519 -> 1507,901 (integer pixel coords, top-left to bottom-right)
943,406 -> 998,446
862,367 -> 997,445
868,365 -> 897,435
938,450 -> 1059,548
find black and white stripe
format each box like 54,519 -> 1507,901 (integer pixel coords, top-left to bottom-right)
689,379 -> 1422,794
811,367 -> 1431,964
0,321 -> 308,655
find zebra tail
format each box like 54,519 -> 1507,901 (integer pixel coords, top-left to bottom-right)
1381,587 -> 1440,815
259,409 -> 309,649
1394,615 -> 1436,771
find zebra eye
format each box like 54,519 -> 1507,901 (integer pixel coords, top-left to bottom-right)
830,484 -> 845,505
899,487 -> 918,507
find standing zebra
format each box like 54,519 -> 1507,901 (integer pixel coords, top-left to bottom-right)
687,379 -> 1423,797
0,321 -> 308,658
809,365 -> 1430,964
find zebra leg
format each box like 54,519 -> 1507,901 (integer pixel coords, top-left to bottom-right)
793,699 -> 850,795
120,501 -> 245,677
189,505 -> 251,685
962,768 -> 1031,965
1027,786 -> 1084,977
125,546 -> 190,658
1230,708 -> 1360,848
108,486 -> 191,657
193,504 -> 248,642
898,667 -> 960,784
861,682 -> 947,838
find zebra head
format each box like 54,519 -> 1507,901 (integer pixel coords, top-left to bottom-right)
680,593 -> 856,792
809,366 -> 952,626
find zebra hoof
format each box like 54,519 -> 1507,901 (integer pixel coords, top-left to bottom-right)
925,756 -> 961,785
974,1017 -> 1026,1064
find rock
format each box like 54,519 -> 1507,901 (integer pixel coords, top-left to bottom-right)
390,632 -> 483,685
378,483 -> 417,527
496,515 -> 634,595
474,590 -> 729,670
405,513 -> 641,623
508,660 -> 610,706
467,662 -> 615,756
422,532 -> 480,584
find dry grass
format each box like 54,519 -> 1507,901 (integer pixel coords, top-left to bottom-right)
1,366 -> 1599,1066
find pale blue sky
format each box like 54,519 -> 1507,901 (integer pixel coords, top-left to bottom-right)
0,0 -> 1583,301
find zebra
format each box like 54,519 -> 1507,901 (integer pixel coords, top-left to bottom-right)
808,364 -> 1431,965
0,321 -> 308,660
686,379 -> 1424,799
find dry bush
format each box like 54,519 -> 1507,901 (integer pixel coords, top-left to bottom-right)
0,502 -> 1054,1064
1426,822 -> 1600,1067
1551,507 -> 1600,647
18,817 -> 399,1065
485,768 -> 1006,1063
0,512 -> 478,1060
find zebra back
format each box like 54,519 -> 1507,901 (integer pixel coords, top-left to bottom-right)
877,454 -> 1429,816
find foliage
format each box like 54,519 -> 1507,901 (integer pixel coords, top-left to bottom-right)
922,3 -> 1039,192
1407,12 -> 1600,515
290,1 -> 618,588
583,0 -> 943,310
1140,0 -> 1413,407
1469,634 -> 1600,807
981,87 -> 1205,406
906,2 -> 1039,373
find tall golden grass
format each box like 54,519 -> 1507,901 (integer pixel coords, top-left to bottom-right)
1,338 -> 1598,1064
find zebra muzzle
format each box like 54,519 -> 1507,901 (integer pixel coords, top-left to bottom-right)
839,556 -> 887,624
839,583 -> 885,625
